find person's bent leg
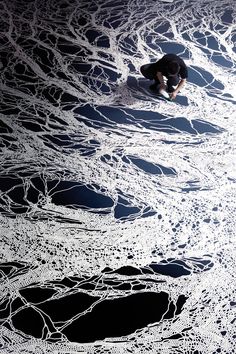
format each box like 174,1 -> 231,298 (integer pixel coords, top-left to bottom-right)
140,64 -> 154,79
140,64 -> 161,91
149,78 -> 161,91
167,76 -> 179,92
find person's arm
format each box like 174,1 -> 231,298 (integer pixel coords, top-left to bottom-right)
170,78 -> 186,99
156,72 -> 166,89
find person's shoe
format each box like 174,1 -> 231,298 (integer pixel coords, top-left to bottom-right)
159,89 -> 171,100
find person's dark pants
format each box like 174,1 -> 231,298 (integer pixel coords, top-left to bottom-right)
140,64 -> 179,92
165,75 -> 179,92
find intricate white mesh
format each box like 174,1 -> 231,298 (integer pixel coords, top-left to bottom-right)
0,0 -> 235,353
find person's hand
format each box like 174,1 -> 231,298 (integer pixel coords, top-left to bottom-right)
170,90 -> 177,100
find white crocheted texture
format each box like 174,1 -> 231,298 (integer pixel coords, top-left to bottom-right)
0,0 -> 235,353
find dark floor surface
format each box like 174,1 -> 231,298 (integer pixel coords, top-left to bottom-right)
0,0 -> 236,353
